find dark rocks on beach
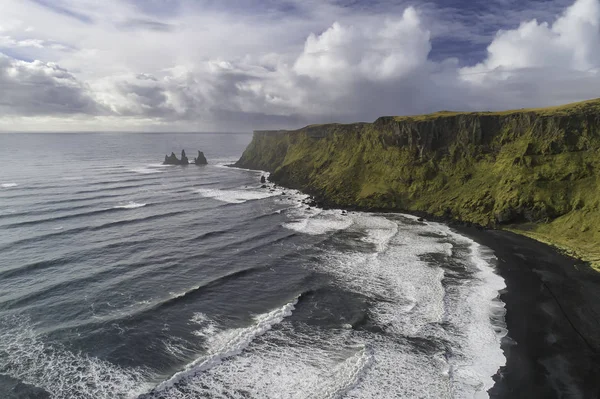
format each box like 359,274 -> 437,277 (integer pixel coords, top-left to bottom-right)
261,175 -> 266,184
417,217 -> 425,222
261,184 -> 267,189
194,151 -> 208,165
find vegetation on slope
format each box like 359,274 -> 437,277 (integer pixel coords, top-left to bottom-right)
236,99 -> 600,270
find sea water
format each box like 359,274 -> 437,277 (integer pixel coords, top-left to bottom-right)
0,133 -> 506,398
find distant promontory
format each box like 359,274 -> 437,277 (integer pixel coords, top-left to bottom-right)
235,98 -> 600,271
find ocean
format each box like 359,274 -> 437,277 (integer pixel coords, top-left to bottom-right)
0,133 -> 507,399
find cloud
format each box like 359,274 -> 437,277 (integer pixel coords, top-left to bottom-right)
294,8 -> 431,83
117,18 -> 177,32
454,0 -> 600,109
462,0 -> 600,76
0,53 -> 103,116
1,0 -> 600,131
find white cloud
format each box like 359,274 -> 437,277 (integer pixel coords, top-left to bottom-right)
294,8 -> 430,82
461,0 -> 600,77
0,0 -> 600,131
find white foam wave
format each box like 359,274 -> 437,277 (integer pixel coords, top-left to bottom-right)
443,238 -> 507,397
287,211 -> 507,398
114,202 -> 147,209
195,187 -> 280,204
0,316 -> 152,399
283,209 -> 354,235
148,322 -> 374,399
151,297 -> 298,394
190,312 -> 218,338
1,182 -> 18,188
129,165 -> 165,174
133,207 -> 504,399
308,344 -> 374,399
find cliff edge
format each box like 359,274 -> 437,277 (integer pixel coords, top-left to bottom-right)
235,98 -> 600,270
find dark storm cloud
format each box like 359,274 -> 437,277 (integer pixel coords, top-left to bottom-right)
0,53 -> 103,116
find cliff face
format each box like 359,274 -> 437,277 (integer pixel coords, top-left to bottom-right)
235,99 -> 600,269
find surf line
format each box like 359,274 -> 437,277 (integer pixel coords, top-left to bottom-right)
141,296 -> 300,396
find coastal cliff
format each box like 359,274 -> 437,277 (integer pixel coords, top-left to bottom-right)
236,98 -> 600,270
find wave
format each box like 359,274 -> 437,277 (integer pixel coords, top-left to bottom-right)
0,210 -> 187,252
86,175 -> 167,187
1,182 -> 18,188
187,229 -> 231,242
444,237 -> 507,396
0,238 -> 177,308
0,316 -> 152,399
74,182 -> 153,195
144,297 -> 299,396
195,187 -> 281,204
114,202 -> 147,209
40,193 -> 123,206
0,203 -> 151,229
89,210 -> 186,231
147,267 -> 269,314
0,202 -> 102,221
306,344 -> 373,399
283,209 -> 354,236
281,211 -> 507,398
129,166 -> 166,174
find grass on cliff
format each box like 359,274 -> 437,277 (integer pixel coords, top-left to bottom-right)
390,97 -> 600,121
509,212 -> 600,271
242,97 -> 600,271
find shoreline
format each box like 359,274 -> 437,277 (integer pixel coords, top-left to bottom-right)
455,227 -> 600,398
245,171 -> 600,397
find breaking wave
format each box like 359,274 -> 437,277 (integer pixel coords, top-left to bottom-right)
0,316 -> 152,399
144,297 -> 299,396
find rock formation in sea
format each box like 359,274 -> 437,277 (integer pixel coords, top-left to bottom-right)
180,150 -> 189,165
235,98 -> 600,271
163,150 -> 194,165
194,151 -> 208,165
163,152 -> 181,165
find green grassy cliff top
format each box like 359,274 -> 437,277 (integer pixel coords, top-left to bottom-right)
240,98 -> 600,271
386,97 -> 600,122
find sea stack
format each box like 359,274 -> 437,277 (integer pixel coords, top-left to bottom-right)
194,151 -> 208,165
180,150 -> 189,165
163,152 -> 180,165
163,150 -> 189,165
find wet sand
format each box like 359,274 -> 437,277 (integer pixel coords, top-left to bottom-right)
456,227 -> 600,398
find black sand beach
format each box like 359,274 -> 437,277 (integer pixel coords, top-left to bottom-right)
456,227 -> 600,399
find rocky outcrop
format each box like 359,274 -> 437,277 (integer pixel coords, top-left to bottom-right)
163,150 -> 189,165
163,150 -> 208,166
194,151 -> 208,165
235,98 -> 600,270
180,150 -> 189,165
163,152 -> 179,165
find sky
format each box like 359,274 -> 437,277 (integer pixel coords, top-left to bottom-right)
0,0 -> 599,132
